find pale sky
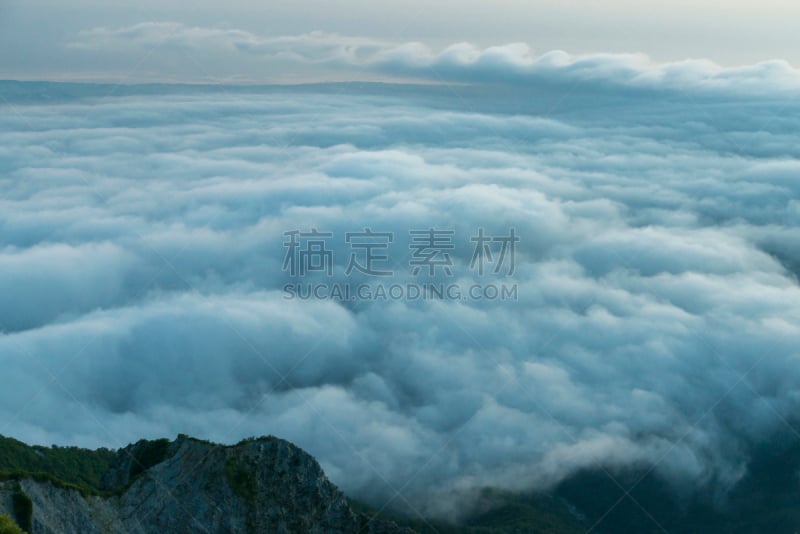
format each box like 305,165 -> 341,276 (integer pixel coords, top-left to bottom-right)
1,0 -> 798,82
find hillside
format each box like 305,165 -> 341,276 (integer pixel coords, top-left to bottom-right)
0,435 -> 413,533
0,435 -> 582,534
0,435 -> 586,533
5,432 -> 800,533
0,436 -> 114,493
0,435 -> 583,534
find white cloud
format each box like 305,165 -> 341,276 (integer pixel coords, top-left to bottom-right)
68,23 -> 800,93
0,76 -> 799,518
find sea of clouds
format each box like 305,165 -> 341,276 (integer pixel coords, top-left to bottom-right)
1,40 -> 800,518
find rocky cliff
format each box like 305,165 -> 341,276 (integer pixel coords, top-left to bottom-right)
0,435 -> 413,534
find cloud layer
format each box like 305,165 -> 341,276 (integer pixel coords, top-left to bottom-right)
69,23 -> 800,93
1,71 -> 799,519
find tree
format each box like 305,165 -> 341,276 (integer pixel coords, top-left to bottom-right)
0,513 -> 25,534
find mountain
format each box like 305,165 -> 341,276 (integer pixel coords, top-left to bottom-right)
0,435 -> 414,533
0,433 -> 589,534
0,433 -> 586,533
7,431 -> 800,533
0,433 -> 593,533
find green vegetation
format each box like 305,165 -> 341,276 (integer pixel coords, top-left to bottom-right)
11,487 -> 32,533
0,436 -> 171,498
0,471 -> 106,498
0,435 -> 113,491
349,490 -> 585,534
128,439 -> 171,481
177,434 -> 214,446
0,513 -> 26,534
225,457 -> 257,503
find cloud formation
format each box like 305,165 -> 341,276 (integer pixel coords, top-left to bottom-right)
69,23 -> 800,93
0,70 -> 799,519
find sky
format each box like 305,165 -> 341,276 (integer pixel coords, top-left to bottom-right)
2,0 -> 800,524
1,0 -> 799,82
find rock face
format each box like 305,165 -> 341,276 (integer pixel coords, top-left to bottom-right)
0,435 -> 414,534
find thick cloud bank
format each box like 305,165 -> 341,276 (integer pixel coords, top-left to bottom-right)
1,68 -> 799,518
70,23 -> 800,92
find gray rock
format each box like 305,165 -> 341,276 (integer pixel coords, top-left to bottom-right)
0,436 -> 415,534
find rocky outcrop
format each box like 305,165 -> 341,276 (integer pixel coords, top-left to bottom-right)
0,435 -> 414,534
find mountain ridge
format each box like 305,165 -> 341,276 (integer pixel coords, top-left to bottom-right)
0,434 -> 416,534
5,431 -> 800,533
0,433 -> 589,533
